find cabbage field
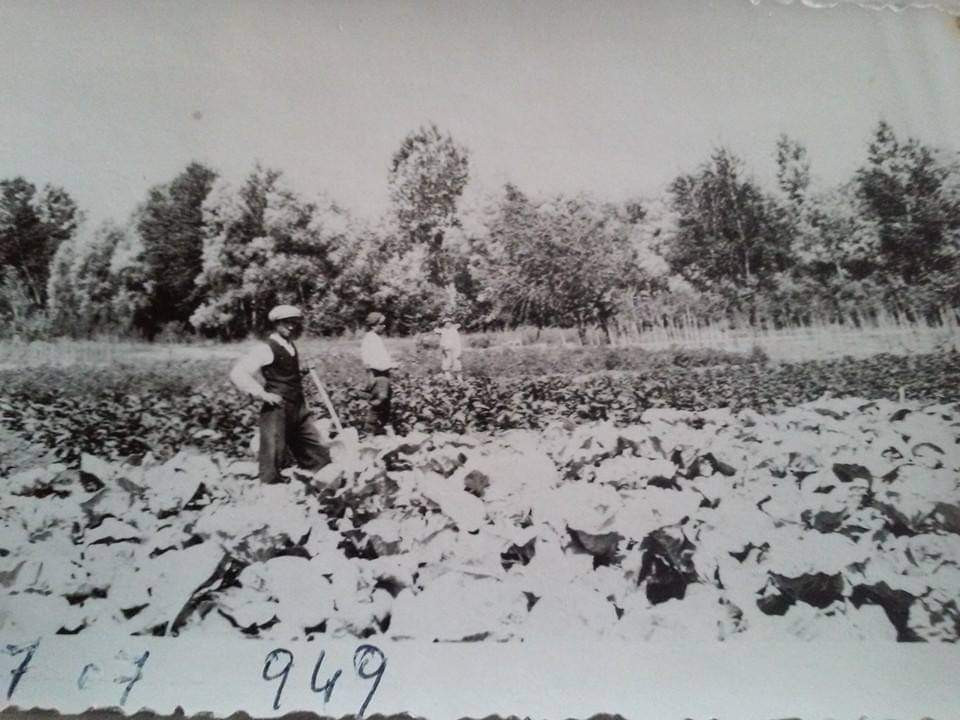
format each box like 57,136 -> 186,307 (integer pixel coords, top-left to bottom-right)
1,348 -> 959,643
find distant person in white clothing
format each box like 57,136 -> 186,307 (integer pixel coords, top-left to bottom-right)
360,311 -> 398,435
434,317 -> 463,381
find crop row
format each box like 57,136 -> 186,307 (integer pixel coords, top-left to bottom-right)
1,351 -> 959,466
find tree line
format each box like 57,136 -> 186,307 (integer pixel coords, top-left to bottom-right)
2,120 -> 958,342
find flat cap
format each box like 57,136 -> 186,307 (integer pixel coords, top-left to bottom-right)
267,305 -> 303,322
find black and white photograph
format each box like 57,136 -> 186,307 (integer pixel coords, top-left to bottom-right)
1,1 -> 959,717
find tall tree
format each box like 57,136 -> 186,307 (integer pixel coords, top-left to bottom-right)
775,134 -> 811,207
74,222 -> 128,332
795,182 -> 881,284
307,219 -> 393,334
664,147 -> 793,303
134,162 -> 218,337
47,221 -> 128,334
485,186 -> 652,343
110,230 -> 153,336
46,235 -> 80,335
481,184 -> 554,328
855,120 -> 960,288
388,124 -> 470,284
370,242 -> 449,334
191,165 -> 347,339
0,177 -> 79,313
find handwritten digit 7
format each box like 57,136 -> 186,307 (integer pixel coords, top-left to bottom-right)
4,639 -> 40,701
353,644 -> 386,720
262,648 -> 294,711
114,651 -> 150,706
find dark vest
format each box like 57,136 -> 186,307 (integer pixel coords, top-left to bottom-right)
261,337 -> 303,401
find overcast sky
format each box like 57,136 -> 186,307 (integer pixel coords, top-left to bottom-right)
1,0 -> 959,225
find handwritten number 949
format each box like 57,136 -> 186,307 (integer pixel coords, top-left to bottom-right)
263,644 -> 386,718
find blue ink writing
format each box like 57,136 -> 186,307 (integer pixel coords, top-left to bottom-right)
4,638 -> 39,701
262,648 -> 294,711
114,650 -> 149,706
262,645 -> 386,716
77,663 -> 100,690
353,644 -> 386,720
309,649 -> 342,704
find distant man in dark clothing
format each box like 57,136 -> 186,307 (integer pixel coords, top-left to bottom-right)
230,305 -> 331,484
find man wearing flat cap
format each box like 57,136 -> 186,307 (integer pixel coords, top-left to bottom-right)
360,311 -> 398,435
230,305 -> 331,483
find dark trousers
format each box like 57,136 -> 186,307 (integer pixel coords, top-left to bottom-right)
365,370 -> 392,435
258,398 -> 331,484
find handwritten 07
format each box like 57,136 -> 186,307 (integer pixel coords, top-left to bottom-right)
3,639 -> 149,706
263,644 -> 386,718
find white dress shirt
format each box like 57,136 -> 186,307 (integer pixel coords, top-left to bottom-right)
361,330 -> 396,371
436,325 -> 462,357
229,333 -> 297,398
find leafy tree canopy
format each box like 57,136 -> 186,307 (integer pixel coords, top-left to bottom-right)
389,124 -> 470,284
134,162 -> 218,337
0,177 -> 79,313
